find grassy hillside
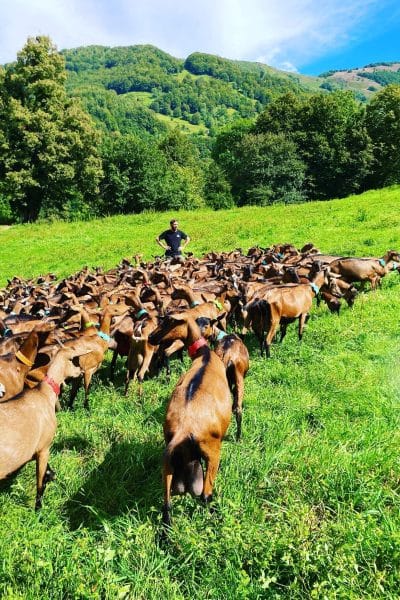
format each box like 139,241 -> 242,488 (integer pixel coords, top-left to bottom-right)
1,187 -> 400,598
321,62 -> 400,97
0,186 -> 399,286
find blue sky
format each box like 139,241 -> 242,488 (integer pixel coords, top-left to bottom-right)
1,0 -> 399,75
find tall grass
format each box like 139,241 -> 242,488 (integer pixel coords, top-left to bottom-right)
1,186 -> 400,598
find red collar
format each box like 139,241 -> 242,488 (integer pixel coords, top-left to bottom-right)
44,376 -> 61,396
188,337 -> 208,359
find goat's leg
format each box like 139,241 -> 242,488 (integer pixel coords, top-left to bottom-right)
200,439 -> 221,503
265,320 -> 279,358
35,449 -> 53,510
298,313 -> 308,341
258,334 -> 265,356
68,374 -> 83,409
162,457 -> 174,528
233,373 -> 244,441
83,370 -> 93,410
110,349 -> 118,381
124,367 -> 135,396
279,321 -> 288,343
137,349 -> 155,396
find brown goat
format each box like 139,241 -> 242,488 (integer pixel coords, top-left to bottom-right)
329,250 -> 400,290
197,317 -> 249,441
244,265 -> 327,357
68,303 -> 128,409
0,330 -> 39,402
125,309 -> 159,396
148,313 -> 231,528
0,340 -> 95,509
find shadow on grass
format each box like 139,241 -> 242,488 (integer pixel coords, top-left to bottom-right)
52,435 -> 92,453
64,439 -> 162,530
0,467 -> 22,494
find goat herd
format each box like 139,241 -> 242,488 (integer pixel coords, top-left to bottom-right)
0,243 -> 399,529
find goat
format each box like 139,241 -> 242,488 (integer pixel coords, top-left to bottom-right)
125,309 -> 159,396
0,340 -> 95,509
0,331 -> 39,402
244,264 -> 328,357
148,313 -> 231,528
329,250 -> 400,290
67,303 -> 128,409
197,317 -> 249,441
0,323 -> 54,402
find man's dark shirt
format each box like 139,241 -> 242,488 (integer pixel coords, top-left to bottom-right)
159,229 -> 188,256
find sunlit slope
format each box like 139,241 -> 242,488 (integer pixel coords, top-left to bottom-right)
0,185 -> 399,285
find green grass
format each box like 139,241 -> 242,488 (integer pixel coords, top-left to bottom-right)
152,111 -> 206,133
1,186 -> 399,286
1,186 -> 400,598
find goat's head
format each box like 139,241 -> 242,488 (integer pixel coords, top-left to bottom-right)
148,314 -> 188,346
50,340 -> 99,381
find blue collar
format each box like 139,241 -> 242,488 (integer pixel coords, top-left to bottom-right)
191,301 -> 200,308
136,308 -> 148,318
310,283 -> 319,295
379,258 -> 386,267
216,330 -> 227,341
97,331 -> 112,342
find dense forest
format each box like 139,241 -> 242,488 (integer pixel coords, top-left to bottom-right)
0,37 -> 399,223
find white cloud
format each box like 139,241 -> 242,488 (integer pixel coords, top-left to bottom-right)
0,0 -> 389,71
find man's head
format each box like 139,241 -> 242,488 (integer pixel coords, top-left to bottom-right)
170,219 -> 178,231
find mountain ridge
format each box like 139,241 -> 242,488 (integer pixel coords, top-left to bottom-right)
60,44 -> 400,135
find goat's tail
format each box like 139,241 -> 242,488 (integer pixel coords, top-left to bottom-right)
164,432 -> 203,498
164,431 -> 190,465
164,432 -> 201,469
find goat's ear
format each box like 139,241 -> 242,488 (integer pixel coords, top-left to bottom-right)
201,293 -> 208,303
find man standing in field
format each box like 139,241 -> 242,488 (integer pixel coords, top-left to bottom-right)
156,219 -> 190,259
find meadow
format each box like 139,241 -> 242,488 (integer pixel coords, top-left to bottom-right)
0,186 -> 400,599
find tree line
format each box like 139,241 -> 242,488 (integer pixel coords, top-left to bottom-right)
0,36 -> 399,223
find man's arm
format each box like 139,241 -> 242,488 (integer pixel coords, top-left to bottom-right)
156,232 -> 170,251
181,235 -> 190,250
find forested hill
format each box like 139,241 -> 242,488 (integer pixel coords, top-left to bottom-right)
61,44 -> 366,136
1,36 -> 399,225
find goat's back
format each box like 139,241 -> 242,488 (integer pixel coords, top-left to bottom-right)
165,348 -> 231,442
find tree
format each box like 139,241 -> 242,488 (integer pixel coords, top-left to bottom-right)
232,132 -> 306,205
366,84 -> 400,187
256,91 -> 373,200
298,92 -> 372,199
203,161 -> 234,209
99,132 -> 205,215
0,36 -> 103,222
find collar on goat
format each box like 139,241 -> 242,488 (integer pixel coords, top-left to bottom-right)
379,258 -> 386,267
188,337 -> 208,358
216,330 -> 227,341
136,308 -> 148,318
44,376 -> 60,396
190,300 -> 200,308
392,261 -> 399,270
15,351 -> 34,367
84,321 -> 99,329
309,283 -> 320,295
213,300 -> 224,310
2,327 -> 11,337
97,331 -> 112,342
